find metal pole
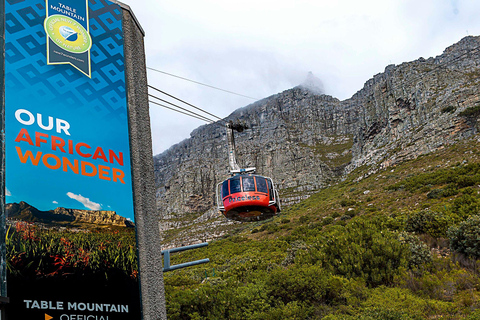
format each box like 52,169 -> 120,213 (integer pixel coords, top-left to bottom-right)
226,123 -> 240,172
161,243 -> 210,272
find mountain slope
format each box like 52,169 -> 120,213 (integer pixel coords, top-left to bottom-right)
154,35 -> 480,247
162,136 -> 480,319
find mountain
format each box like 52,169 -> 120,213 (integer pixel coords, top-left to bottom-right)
6,201 -> 134,228
154,35 -> 480,247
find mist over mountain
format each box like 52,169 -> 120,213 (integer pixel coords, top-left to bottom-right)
154,36 -> 480,246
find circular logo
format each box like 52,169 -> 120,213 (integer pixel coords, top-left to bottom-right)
44,14 -> 92,54
59,26 -> 78,42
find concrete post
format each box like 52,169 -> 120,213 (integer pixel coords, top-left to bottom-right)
117,3 -> 168,319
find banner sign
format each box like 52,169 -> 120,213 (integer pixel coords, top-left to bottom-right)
4,0 -> 140,318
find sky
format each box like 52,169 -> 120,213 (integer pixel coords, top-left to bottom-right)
119,0 -> 480,155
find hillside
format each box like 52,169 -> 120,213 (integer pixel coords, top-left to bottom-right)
6,201 -> 134,228
162,136 -> 480,319
154,35 -> 480,248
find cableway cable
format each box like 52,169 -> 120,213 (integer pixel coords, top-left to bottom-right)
148,85 -> 226,121
146,67 -> 259,100
149,100 -> 215,123
149,93 -> 219,123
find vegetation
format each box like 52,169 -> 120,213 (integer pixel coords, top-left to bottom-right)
300,135 -> 354,168
459,105 -> 480,118
161,136 -> 480,319
6,222 -> 138,279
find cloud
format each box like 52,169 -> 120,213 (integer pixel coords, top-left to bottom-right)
6,189 -> 11,196
67,192 -> 102,210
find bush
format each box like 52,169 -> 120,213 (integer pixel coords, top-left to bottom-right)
299,216 -> 310,223
266,265 -> 336,304
405,210 -> 455,238
459,105 -> 480,118
450,194 -> 480,219
426,185 -> 458,199
386,163 -> 480,193
322,216 -> 334,226
340,199 -> 356,207
441,106 -> 456,114
448,215 -> 480,258
397,232 -> 432,269
320,219 -> 409,286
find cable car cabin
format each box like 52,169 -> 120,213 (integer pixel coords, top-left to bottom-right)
216,174 -> 280,222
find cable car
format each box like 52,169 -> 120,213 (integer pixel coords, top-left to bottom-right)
216,122 -> 281,222
216,173 -> 280,221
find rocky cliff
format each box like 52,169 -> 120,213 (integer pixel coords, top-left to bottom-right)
6,201 -> 134,227
154,36 -> 480,246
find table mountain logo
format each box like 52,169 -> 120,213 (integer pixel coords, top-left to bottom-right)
44,0 -> 92,77
44,15 -> 92,54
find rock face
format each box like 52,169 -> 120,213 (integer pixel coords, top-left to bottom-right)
52,207 -> 134,227
154,36 -> 480,245
6,201 -> 134,227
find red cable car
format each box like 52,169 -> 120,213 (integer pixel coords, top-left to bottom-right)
216,122 -> 281,222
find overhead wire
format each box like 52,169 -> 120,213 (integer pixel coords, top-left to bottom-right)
149,100 -> 215,123
148,85 -> 225,121
148,93 -> 218,123
146,67 -> 259,100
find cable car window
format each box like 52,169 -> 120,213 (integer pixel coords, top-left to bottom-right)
267,179 -> 274,200
230,178 -> 242,194
242,177 -> 255,192
256,177 -> 268,193
222,180 -> 229,198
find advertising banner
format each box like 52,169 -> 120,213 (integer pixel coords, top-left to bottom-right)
4,0 -> 141,318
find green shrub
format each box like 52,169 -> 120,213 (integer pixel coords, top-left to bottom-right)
448,215 -> 480,258
322,216 -> 334,226
450,194 -> 480,219
320,219 -> 409,286
299,216 -> 310,223
362,287 -> 452,319
340,198 -> 356,207
346,210 -> 356,218
405,210 -> 455,238
397,232 -> 432,269
254,301 -> 312,320
386,163 -> 480,193
459,105 -> 480,118
426,185 -> 458,199
441,106 -> 456,114
266,265 -> 336,304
